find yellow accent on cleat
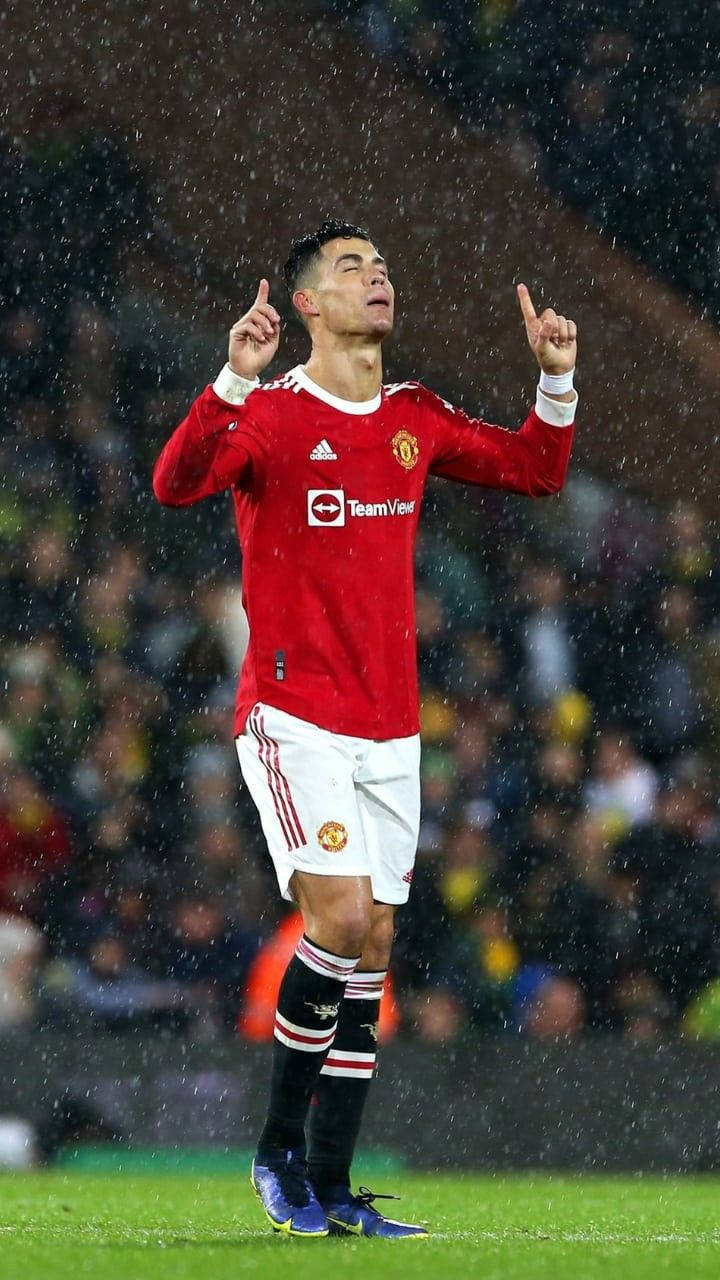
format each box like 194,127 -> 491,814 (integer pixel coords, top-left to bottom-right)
326,1211 -> 429,1239
327,1214 -> 364,1236
250,1172 -> 329,1238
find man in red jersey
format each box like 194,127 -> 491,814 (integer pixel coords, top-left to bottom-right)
153,219 -> 578,1238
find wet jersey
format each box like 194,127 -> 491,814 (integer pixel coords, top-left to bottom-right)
153,363 -> 576,739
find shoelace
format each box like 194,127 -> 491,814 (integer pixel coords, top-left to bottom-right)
274,1157 -> 311,1208
355,1185 -> 400,1214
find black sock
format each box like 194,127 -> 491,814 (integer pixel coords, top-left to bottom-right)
256,935 -> 359,1161
307,969 -> 385,1193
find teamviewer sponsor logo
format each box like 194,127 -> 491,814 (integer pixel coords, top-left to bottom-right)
348,498 -> 416,517
308,489 -> 345,526
307,489 -> 416,526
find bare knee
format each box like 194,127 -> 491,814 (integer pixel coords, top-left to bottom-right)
310,904 -> 371,957
359,905 -> 395,971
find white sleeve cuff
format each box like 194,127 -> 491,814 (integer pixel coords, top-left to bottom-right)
212,363 -> 260,405
535,386 -> 578,427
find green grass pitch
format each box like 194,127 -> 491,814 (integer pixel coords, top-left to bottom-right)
1,1172 -> 719,1279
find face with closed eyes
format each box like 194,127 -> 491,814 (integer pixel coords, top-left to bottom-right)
292,237 -> 395,338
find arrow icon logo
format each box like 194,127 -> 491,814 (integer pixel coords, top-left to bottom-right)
308,489 -> 345,526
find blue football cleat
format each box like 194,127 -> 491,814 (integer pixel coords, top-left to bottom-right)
318,1184 -> 429,1239
251,1150 -> 328,1237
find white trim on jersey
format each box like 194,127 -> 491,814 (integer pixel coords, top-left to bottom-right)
289,365 -> 382,415
257,373 -> 296,393
385,381 -> 420,397
212,363 -> 260,404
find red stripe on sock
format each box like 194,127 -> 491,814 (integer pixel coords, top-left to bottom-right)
274,1019 -> 336,1048
323,1056 -> 376,1071
296,937 -> 356,977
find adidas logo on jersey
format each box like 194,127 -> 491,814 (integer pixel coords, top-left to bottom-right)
310,438 -> 338,460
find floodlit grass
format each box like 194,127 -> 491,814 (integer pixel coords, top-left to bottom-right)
0,1171 -> 719,1280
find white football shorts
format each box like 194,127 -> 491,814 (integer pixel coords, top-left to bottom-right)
235,702 -> 421,905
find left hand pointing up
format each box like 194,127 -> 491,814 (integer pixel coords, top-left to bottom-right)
517,283 -> 577,375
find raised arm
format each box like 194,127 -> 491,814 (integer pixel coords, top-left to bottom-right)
428,286 -> 578,497
152,281 -> 281,506
515,282 -> 577,400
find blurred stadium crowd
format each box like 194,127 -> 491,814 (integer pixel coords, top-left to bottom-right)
1,58 -> 720,1051
332,0 -> 720,317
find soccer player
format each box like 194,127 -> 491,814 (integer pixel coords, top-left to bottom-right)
153,219 -> 578,1238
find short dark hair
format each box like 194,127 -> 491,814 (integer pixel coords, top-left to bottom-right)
283,219 -> 375,296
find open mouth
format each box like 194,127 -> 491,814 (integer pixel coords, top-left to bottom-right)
367,298 -> 390,309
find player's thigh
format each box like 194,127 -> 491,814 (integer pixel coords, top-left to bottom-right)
355,734 -> 421,906
235,701 -> 369,900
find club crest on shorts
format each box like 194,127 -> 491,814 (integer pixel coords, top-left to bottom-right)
317,820 -> 348,852
391,429 -> 419,470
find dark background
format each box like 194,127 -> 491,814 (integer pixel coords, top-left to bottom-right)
2,0 -> 720,1165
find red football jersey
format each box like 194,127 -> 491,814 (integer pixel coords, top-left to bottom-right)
153,364 -> 575,739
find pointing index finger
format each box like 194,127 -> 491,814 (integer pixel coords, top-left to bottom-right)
255,278 -> 270,305
516,282 -> 537,325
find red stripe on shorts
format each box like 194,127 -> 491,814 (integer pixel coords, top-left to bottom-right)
249,711 -> 296,851
259,711 -> 307,846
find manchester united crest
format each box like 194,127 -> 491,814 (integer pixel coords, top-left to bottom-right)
391,429 -> 419,470
317,820 -> 348,853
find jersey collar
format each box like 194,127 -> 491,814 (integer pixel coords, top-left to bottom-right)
290,365 -> 382,415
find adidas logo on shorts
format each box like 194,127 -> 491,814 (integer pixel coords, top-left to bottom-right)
310,438 -> 338,460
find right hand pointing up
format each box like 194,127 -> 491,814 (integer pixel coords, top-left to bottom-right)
228,280 -> 281,379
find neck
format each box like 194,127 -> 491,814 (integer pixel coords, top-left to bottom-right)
303,334 -> 383,403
